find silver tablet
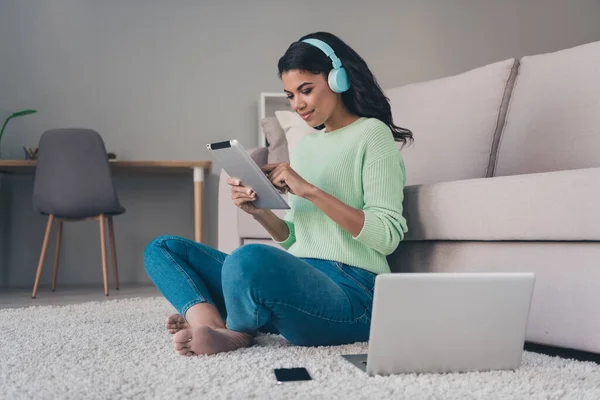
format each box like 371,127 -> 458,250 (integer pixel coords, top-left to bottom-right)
206,140 -> 290,209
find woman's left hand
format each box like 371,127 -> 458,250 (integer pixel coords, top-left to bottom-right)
260,163 -> 316,198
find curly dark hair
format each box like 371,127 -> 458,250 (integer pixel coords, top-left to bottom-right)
277,31 -> 413,147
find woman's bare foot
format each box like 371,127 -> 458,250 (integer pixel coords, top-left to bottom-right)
173,326 -> 253,356
166,314 -> 189,334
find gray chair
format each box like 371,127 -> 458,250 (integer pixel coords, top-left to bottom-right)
31,128 -> 125,298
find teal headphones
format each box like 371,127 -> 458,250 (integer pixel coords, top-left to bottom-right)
302,38 -> 351,93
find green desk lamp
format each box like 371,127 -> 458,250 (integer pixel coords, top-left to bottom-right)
0,109 -> 38,157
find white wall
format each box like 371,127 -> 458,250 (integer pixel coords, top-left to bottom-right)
1,0 -> 600,288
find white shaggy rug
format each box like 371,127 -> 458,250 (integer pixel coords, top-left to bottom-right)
1,297 -> 600,400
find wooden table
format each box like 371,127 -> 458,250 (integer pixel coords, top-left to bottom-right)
0,160 -> 212,243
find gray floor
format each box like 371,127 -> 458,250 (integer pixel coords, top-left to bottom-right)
0,283 -> 161,309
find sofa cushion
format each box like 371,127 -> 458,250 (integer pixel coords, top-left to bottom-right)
275,110 -> 320,157
386,59 -> 518,186
495,40 -> 600,177
402,167 -> 600,241
260,117 -> 290,164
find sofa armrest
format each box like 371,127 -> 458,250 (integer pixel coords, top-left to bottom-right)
403,167 -> 600,241
217,147 -> 268,253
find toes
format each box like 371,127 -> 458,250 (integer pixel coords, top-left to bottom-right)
166,314 -> 185,325
177,348 -> 194,356
173,333 -> 196,357
174,329 -> 193,351
174,328 -> 193,342
166,314 -> 189,334
175,341 -> 191,351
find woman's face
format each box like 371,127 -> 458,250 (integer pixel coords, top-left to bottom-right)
281,69 -> 338,128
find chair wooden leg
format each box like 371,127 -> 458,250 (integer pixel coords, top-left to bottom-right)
108,216 -> 119,290
51,221 -> 63,292
99,214 -> 109,296
32,214 -> 54,298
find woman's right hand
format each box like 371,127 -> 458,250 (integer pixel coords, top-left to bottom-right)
227,177 -> 261,216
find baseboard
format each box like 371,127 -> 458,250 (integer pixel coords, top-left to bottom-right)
524,341 -> 600,364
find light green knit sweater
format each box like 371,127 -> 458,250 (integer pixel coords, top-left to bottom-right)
273,117 -> 408,275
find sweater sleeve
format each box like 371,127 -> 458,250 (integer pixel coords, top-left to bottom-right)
272,197 -> 296,250
352,150 -> 408,256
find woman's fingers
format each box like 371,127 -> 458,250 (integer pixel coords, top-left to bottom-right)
228,178 -> 260,208
231,186 -> 255,196
232,188 -> 256,204
234,195 -> 257,209
269,170 -> 286,189
226,177 -> 241,186
233,191 -> 256,201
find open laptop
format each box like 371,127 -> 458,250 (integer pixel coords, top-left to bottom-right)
342,272 -> 535,376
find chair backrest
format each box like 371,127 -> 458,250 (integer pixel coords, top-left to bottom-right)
33,128 -> 122,218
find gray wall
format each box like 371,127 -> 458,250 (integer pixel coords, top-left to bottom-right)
1,0 -> 600,288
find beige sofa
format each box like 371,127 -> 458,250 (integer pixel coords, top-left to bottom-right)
218,40 -> 600,354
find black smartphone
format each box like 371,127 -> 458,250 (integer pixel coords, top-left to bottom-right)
273,367 -> 312,384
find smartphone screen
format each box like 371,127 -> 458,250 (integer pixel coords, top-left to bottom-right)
274,367 -> 312,383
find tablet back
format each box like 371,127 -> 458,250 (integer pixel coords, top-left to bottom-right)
207,140 -> 290,210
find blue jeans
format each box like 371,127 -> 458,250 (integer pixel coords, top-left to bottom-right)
143,235 -> 377,346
